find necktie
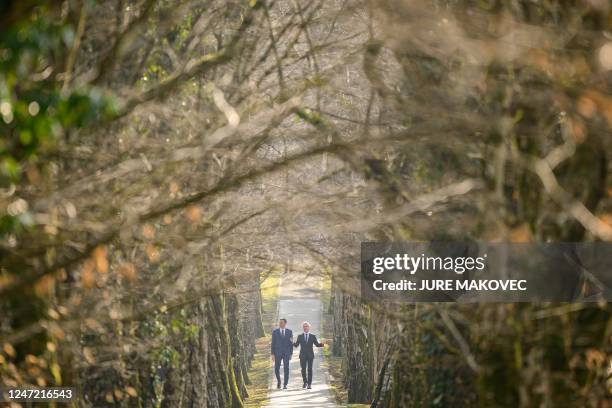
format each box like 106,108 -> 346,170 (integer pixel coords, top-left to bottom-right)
281,329 -> 284,336
305,333 -> 308,342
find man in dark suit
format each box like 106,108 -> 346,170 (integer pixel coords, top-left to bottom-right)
293,321 -> 324,389
271,318 -> 293,389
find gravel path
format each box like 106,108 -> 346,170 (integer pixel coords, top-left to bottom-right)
264,273 -> 337,407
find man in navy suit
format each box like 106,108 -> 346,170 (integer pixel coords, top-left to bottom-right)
271,318 -> 293,389
293,321 -> 324,389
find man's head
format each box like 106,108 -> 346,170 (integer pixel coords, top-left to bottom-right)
279,318 -> 287,329
302,321 -> 310,333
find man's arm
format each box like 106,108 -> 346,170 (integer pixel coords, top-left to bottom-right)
313,335 -> 324,347
293,334 -> 300,347
271,331 -> 277,355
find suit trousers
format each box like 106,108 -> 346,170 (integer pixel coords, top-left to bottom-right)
300,357 -> 314,385
274,354 -> 290,386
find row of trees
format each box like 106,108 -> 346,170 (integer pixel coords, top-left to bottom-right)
0,0 -> 348,405
329,1 -> 612,406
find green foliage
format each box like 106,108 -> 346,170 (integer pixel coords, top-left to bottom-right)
0,7 -> 117,235
146,306 -> 203,373
157,345 -> 181,368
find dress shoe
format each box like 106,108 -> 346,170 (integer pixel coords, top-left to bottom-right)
303,382 -> 307,389
277,382 -> 281,389
283,385 -> 287,389
307,385 -> 312,389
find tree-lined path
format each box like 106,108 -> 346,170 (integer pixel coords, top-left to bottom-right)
265,273 -> 337,407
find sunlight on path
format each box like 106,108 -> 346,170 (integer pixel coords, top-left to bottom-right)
264,274 -> 337,408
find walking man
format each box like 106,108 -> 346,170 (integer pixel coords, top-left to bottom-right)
293,321 -> 324,389
271,318 -> 293,389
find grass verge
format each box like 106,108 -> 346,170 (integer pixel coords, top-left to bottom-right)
244,267 -> 281,408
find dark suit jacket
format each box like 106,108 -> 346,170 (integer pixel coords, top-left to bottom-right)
271,328 -> 293,358
293,333 -> 323,359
